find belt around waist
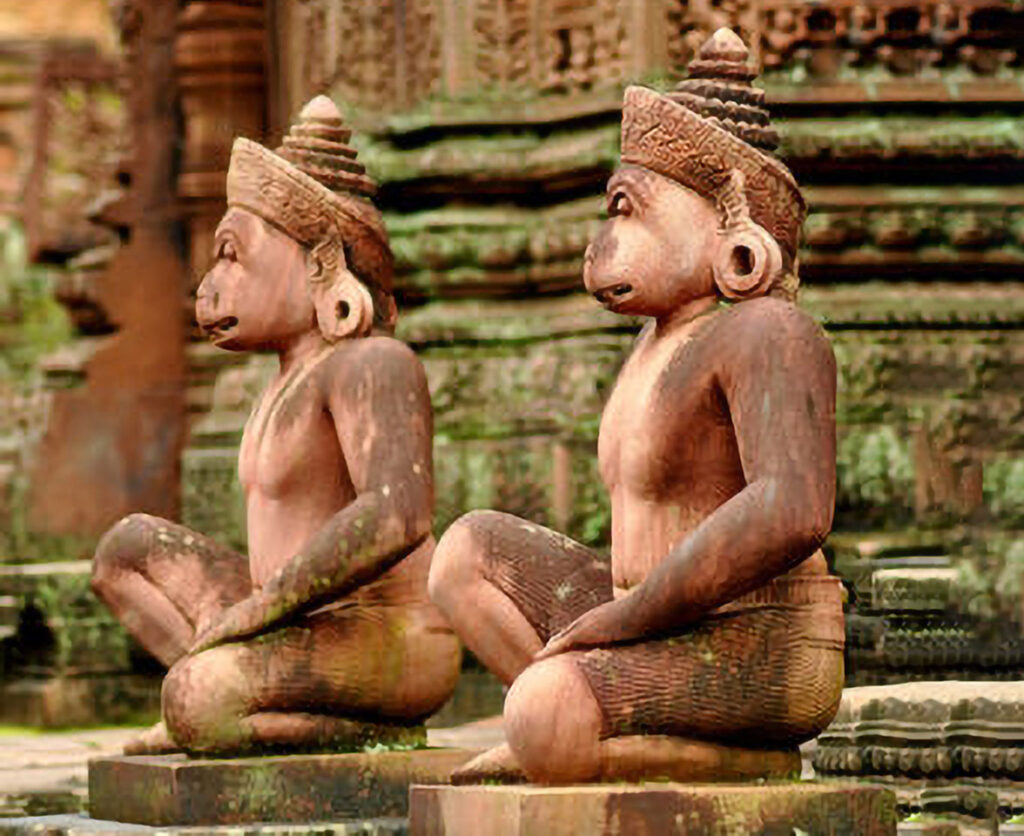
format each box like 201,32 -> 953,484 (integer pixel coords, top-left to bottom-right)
714,574 -> 845,613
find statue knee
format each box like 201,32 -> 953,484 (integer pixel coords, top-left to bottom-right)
504,656 -> 603,783
92,513 -> 159,595
428,510 -> 498,612
162,649 -> 249,753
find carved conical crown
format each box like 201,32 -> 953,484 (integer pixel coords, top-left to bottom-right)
620,29 -> 805,259
669,28 -> 779,154
226,96 -> 393,327
275,95 -> 377,199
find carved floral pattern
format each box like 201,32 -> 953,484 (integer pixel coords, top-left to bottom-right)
474,0 -> 530,89
473,0 -> 629,93
279,1 -> 1024,116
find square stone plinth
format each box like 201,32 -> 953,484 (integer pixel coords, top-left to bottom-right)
409,782 -> 897,836
89,749 -> 479,827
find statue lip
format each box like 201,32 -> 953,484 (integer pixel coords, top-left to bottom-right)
203,316 -> 239,341
592,282 -> 635,308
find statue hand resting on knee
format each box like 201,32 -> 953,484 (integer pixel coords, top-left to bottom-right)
92,97 -> 460,756
429,29 -> 844,785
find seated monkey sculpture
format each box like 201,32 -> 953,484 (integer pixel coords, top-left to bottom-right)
92,97 -> 460,755
430,29 -> 844,785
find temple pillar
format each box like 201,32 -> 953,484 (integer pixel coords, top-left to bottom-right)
175,0 -> 266,299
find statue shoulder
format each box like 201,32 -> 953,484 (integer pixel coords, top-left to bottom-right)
711,297 -> 835,374
319,335 -> 428,393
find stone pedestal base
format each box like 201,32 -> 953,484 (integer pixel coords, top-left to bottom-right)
89,750 -> 479,827
409,782 -> 897,836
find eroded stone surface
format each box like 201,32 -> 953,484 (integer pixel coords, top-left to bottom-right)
90,95 -> 460,757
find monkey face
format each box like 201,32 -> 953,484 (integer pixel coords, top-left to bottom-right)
196,209 -> 316,352
583,166 -> 720,319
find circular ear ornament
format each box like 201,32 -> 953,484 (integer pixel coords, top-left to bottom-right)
314,274 -> 374,341
712,224 -> 782,302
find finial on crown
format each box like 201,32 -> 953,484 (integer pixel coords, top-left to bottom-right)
276,95 -> 377,199
669,27 -> 779,154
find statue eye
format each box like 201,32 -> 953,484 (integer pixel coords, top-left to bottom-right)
608,191 -> 633,218
217,239 -> 238,262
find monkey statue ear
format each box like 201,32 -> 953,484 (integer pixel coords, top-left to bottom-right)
711,169 -> 785,302
712,224 -> 782,302
307,240 -> 374,341
313,273 -> 373,341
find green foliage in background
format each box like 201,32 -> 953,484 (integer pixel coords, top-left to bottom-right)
956,537 -> 1024,629
29,571 -> 131,672
984,457 -> 1024,526
0,223 -> 70,383
837,425 -> 915,523
0,222 -> 79,563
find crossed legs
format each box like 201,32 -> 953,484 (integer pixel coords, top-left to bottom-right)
429,510 -> 617,782
429,510 -> 840,783
428,509 -> 612,686
162,603 -> 460,754
93,514 -> 461,755
92,513 -> 250,667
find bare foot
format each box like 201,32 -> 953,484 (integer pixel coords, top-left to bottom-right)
451,743 -> 527,785
123,721 -> 181,755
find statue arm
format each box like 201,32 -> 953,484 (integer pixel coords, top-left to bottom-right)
190,340 -> 434,652
618,304 -> 837,637
260,341 -> 434,614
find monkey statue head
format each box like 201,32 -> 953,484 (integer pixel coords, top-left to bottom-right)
584,28 -> 806,320
196,95 -> 395,352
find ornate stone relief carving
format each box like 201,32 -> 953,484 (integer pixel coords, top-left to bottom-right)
667,0 -> 758,72
758,1 -> 1022,80
474,0 -> 530,90
293,0 -> 440,111
537,0 -> 628,93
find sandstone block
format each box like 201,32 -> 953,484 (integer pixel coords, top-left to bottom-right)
89,749 -> 479,827
409,782 -> 897,836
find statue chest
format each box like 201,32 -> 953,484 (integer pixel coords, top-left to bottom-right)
598,324 -> 735,502
238,382 -> 346,500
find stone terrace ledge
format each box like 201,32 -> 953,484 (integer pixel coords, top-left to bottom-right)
409,782 -> 898,836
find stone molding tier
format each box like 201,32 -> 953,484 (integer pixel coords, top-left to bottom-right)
816,683 -> 1024,784
816,743 -> 1024,781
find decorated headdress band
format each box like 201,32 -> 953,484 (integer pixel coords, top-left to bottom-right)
225,95 -> 390,284
620,28 -> 805,258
